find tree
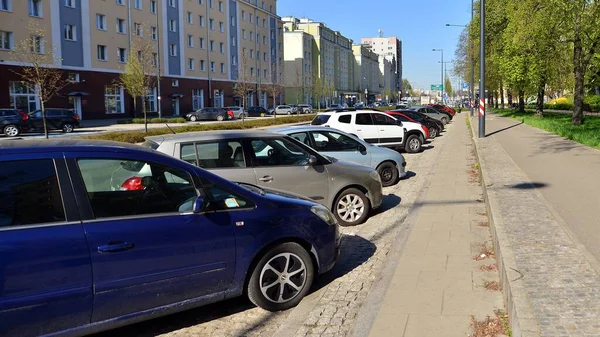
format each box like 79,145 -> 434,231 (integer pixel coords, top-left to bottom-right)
264,72 -> 285,118
11,21 -> 71,139
233,52 -> 255,120
310,78 -> 325,110
444,77 -> 454,98
119,27 -> 158,132
293,63 -> 304,106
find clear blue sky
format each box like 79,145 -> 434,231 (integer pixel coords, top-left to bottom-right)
278,0 -> 473,91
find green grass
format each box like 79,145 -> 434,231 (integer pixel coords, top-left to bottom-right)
117,117 -> 186,124
493,109 -> 600,149
84,115 -> 315,144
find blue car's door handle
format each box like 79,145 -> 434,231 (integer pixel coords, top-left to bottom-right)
98,242 -> 135,253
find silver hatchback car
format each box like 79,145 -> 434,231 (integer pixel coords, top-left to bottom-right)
143,131 -> 383,226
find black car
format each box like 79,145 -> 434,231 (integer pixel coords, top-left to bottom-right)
29,109 -> 81,133
186,107 -> 232,121
247,106 -> 269,117
0,108 -> 32,137
399,109 -> 445,131
386,110 -> 442,139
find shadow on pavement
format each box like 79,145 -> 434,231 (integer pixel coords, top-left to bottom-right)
374,194 -> 402,214
486,122 -> 523,137
401,171 -> 417,180
421,145 -> 435,151
507,182 -> 548,190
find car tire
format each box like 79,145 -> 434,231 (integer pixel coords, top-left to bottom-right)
190,115 -> 198,122
429,127 -> 438,139
441,117 -> 448,125
247,242 -> 314,311
405,134 -> 422,153
216,115 -> 225,121
62,123 -> 74,133
3,125 -> 20,137
334,188 -> 371,226
377,162 -> 399,187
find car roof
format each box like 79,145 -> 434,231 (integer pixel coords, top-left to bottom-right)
145,130 -> 284,145
317,109 -> 385,116
270,125 -> 350,134
0,138 -> 153,155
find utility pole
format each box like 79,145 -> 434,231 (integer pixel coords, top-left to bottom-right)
471,0 -> 475,117
155,5 -> 162,118
432,49 -> 444,104
479,0 -> 486,138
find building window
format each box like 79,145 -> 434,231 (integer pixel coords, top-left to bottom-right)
65,0 -> 75,8
261,1 -> 265,9
168,0 -> 176,7
209,40 -> 214,51
219,21 -> 224,32
105,86 -> 124,114
231,55 -> 236,65
68,73 -> 80,83
150,0 -> 156,13
218,1 -> 223,11
199,15 -> 204,27
152,52 -> 158,65
231,36 -> 236,47
117,48 -> 127,63
263,36 -> 267,45
250,31 -> 254,41
250,49 -> 254,59
1,0 -> 12,12
0,31 -> 13,50
97,44 -> 107,60
96,14 -> 106,30
116,0 -> 124,4
187,11 -> 193,24
9,82 -> 38,112
188,58 -> 195,70
198,0 -> 203,4
134,0 -> 142,9
169,19 -> 177,32
219,42 -> 224,53
28,0 -> 42,17
249,13 -> 253,23
242,29 -> 246,39
200,60 -> 205,71
134,23 -> 142,36
231,17 -> 235,26
144,87 -> 157,112
30,35 -> 43,53
187,34 -> 194,47
209,0 -> 213,8
117,18 -> 126,33
210,61 -> 215,72
250,67 -> 254,76
151,26 -> 157,40
192,89 -> 204,110
263,52 -> 267,61
263,19 -> 266,28
64,25 -> 76,41
199,37 -> 205,49
209,19 -> 214,30
241,10 -> 245,20
169,44 -> 177,56
220,62 -> 225,73
264,69 -> 267,78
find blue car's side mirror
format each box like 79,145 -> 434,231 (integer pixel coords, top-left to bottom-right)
193,196 -> 206,213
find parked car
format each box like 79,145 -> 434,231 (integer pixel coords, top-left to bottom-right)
410,106 -> 451,125
271,125 -> 407,187
144,131 -> 383,226
0,108 -> 32,137
186,107 -> 232,121
29,108 -> 81,133
298,104 -> 313,114
289,105 -> 301,114
311,110 -> 427,153
274,105 -> 295,115
427,104 -> 456,117
325,104 -> 350,112
0,139 -> 340,336
398,109 -> 444,131
247,106 -> 270,117
386,110 -> 441,139
226,106 -> 246,119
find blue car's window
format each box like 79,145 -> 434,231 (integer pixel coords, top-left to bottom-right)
199,177 -> 254,210
0,159 -> 66,227
77,159 -> 198,218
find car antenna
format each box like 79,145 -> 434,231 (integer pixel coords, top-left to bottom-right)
164,123 -> 176,134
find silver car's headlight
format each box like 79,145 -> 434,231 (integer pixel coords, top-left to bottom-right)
311,205 -> 338,226
370,170 -> 381,182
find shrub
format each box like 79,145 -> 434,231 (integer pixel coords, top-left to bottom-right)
84,115 -> 314,144
544,103 -> 573,110
584,95 -> 600,106
550,97 -> 570,105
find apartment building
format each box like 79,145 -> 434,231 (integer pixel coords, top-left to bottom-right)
282,16 -> 356,107
0,0 -> 283,120
361,36 -> 403,99
352,44 -> 379,104
282,26 -> 313,105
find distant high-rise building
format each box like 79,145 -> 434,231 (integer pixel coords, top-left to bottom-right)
361,36 -> 403,98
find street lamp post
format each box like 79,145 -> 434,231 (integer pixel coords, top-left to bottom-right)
432,49 -> 444,104
479,0 -> 485,138
439,60 -> 452,103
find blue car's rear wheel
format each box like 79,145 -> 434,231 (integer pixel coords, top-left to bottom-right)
248,242 -> 314,311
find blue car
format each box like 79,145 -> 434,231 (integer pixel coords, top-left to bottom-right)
271,126 -> 407,187
0,139 -> 340,337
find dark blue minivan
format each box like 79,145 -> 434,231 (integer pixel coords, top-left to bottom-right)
0,140 -> 340,336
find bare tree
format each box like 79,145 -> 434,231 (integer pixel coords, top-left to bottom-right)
119,26 -> 158,132
264,72 -> 285,118
310,77 -> 325,110
293,63 -> 304,108
10,21 -> 71,139
233,52 -> 255,122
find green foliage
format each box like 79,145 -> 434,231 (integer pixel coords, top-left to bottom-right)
84,115 -> 315,144
117,118 -> 187,124
494,109 -> 600,149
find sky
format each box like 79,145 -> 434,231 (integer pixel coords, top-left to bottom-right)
278,0 -> 473,92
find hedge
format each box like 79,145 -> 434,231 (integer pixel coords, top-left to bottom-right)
83,115 -> 315,144
117,117 -> 187,124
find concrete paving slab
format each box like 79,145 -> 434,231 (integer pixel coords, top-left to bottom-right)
417,271 -> 473,291
442,289 -> 504,317
403,315 -> 471,337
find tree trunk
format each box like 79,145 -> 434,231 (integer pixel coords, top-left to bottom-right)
500,83 -> 505,109
536,82 -> 545,117
573,36 -> 585,125
494,90 -> 499,109
518,90 -> 525,112
40,98 -> 48,139
508,90 -> 513,108
142,97 -> 148,133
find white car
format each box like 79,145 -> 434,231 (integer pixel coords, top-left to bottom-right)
274,105 -> 294,115
311,110 -> 427,153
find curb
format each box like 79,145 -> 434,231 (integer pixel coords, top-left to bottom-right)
467,115 -> 541,337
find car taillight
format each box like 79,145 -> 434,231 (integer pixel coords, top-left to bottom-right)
73,114 -> 79,120
422,125 -> 429,139
121,176 -> 145,191
18,110 -> 28,121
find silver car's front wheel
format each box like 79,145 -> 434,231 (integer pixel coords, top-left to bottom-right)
334,188 -> 370,226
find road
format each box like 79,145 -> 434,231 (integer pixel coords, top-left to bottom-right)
484,113 -> 600,264
90,116 -> 459,336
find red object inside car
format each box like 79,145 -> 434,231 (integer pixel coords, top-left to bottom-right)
227,110 -> 234,119
121,176 -> 145,191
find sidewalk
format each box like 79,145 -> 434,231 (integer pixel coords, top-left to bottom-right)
362,113 -> 505,337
